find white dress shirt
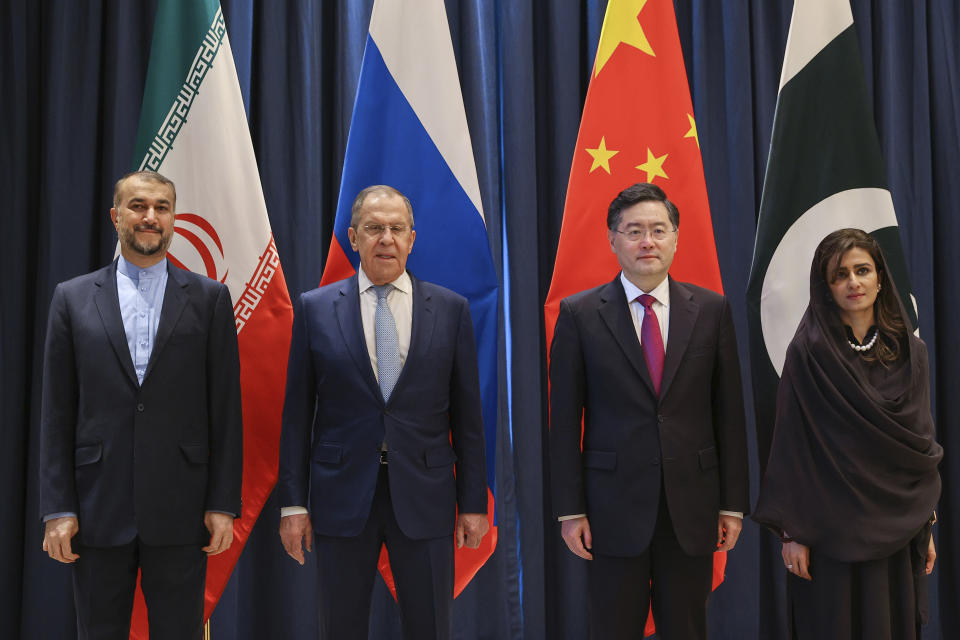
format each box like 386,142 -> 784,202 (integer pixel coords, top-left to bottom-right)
281,269 -> 414,518
620,272 -> 670,349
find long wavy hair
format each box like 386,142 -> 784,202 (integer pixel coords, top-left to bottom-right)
813,228 -> 907,365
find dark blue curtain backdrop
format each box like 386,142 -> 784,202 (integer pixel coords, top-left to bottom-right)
3,1 -> 958,638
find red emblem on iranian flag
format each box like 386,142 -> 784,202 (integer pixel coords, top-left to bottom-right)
127,2 -> 293,637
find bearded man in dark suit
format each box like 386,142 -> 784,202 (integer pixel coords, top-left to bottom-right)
39,170 -> 243,640
549,182 -> 749,640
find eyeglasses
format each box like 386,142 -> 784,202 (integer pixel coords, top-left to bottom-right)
613,226 -> 676,242
359,223 -> 411,237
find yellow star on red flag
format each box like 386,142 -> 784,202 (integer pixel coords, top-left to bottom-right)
636,148 -> 668,182
585,136 -> 619,174
684,114 -> 699,149
547,0 -> 725,631
594,0 -> 654,77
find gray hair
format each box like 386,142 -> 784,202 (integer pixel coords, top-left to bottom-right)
350,185 -> 414,227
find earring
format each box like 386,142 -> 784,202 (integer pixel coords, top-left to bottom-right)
878,283 -> 882,291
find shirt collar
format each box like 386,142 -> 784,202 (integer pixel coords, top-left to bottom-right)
358,268 -> 412,295
117,256 -> 167,282
620,272 -> 670,307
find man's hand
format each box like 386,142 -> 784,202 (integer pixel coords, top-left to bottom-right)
716,514 -> 742,551
782,541 -> 812,580
926,534 -> 937,575
560,516 -> 593,560
455,513 -> 489,549
279,513 -> 313,565
202,512 -> 235,556
42,516 -> 79,563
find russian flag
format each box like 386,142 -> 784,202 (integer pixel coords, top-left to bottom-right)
321,0 -> 499,597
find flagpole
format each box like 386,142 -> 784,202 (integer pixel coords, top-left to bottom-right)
204,620 -> 211,640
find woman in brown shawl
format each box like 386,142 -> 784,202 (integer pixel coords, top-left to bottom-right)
753,228 -> 942,639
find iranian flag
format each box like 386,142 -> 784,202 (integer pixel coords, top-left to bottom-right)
125,0 -> 293,636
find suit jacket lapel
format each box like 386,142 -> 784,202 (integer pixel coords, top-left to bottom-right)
597,277 -> 656,396
389,273 -> 434,404
334,274 -> 383,402
660,278 -> 699,399
143,261 -> 189,382
93,261 -> 138,386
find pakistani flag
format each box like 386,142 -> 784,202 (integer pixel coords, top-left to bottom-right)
747,0 -> 917,467
125,0 -> 293,635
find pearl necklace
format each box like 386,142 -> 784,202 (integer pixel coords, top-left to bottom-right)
848,328 -> 879,352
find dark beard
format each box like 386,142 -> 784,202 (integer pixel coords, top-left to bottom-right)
120,226 -> 172,257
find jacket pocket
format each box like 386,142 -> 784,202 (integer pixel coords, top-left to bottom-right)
179,443 -> 210,464
75,442 -> 102,467
583,450 -> 617,470
313,442 -> 343,465
698,446 -> 718,470
424,446 -> 457,468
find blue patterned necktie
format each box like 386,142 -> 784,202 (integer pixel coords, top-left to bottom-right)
374,284 -> 401,402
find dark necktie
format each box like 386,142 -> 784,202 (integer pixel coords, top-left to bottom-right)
638,294 -> 664,395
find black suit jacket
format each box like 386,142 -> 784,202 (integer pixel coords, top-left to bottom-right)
549,275 -> 749,556
277,273 -> 487,540
39,260 -> 243,547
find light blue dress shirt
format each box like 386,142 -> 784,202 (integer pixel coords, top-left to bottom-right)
116,256 -> 168,385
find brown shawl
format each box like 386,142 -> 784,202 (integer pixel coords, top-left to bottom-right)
753,260 -> 942,562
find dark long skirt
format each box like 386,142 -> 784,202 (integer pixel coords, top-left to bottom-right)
788,526 -> 932,640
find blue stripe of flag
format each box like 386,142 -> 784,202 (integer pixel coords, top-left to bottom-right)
333,36 -> 499,496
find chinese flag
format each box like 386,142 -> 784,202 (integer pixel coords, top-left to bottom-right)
544,0 -> 725,636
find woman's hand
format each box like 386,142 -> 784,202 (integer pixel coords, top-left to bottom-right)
925,535 -> 936,575
782,541 -> 812,580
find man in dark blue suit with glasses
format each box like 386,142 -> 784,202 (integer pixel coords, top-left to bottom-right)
278,185 -> 489,640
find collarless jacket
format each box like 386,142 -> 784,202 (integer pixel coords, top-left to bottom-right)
39,260 -> 243,547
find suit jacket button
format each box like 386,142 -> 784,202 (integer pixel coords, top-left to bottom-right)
137,403 -> 144,412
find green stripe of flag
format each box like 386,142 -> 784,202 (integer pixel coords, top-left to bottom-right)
752,27 -> 888,275
132,0 -> 220,166
747,8 -> 916,467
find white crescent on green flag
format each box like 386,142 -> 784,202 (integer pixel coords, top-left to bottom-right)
747,0 -> 917,465
123,0 -> 293,635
